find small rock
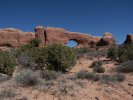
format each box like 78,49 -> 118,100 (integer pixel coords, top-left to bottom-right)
95,97 -> 99,100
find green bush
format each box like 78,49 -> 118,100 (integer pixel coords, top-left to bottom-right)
15,43 -> 48,70
116,60 -> 133,73
108,44 -> 133,62
14,70 -> 38,86
15,43 -> 76,72
45,44 -> 77,72
0,51 -> 16,75
107,47 -> 118,61
30,38 -> 41,47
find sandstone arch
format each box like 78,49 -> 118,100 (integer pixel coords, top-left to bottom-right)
35,26 -> 102,48
66,39 -> 78,47
0,26 -> 117,49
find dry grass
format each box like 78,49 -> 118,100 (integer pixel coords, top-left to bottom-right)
0,57 -> 132,100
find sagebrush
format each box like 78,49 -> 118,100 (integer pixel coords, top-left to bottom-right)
0,51 -> 16,75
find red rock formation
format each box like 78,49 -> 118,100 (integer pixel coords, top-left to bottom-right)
0,26 -> 117,48
124,34 -> 133,44
97,32 -> 116,46
0,28 -> 35,48
35,26 -> 101,47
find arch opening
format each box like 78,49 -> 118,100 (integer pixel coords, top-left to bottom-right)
66,40 -> 78,47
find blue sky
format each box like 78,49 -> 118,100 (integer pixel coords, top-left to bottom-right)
0,0 -> 133,45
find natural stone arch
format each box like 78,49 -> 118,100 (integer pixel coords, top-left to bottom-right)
66,39 -> 78,47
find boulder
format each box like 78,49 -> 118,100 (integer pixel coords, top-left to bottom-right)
97,32 -> 116,46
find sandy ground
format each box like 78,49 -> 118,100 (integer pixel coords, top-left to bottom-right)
0,57 -> 133,100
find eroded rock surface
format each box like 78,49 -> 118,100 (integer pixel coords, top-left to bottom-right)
0,26 -> 117,48
0,28 -> 35,48
97,32 -> 116,46
35,26 -> 102,47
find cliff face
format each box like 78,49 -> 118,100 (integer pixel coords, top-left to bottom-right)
0,26 -> 118,48
0,28 -> 35,48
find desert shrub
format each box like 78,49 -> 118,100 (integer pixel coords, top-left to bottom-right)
75,47 -> 107,59
0,51 -> 16,75
0,89 -> 16,99
76,70 -> 90,79
15,39 -> 41,56
76,70 -> 99,81
0,73 -> 11,83
91,60 -> 103,67
76,71 -> 125,82
93,66 -> 105,73
116,60 -> 133,73
46,44 -> 77,72
15,44 -> 48,70
16,44 -> 76,72
91,60 -> 105,73
100,74 -> 126,82
30,38 -> 41,47
108,44 -> 133,62
14,70 -> 38,86
107,47 -> 118,61
40,70 -> 60,80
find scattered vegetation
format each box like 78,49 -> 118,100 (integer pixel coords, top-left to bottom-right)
99,74 -> 126,83
93,66 -> 105,73
0,73 -> 11,83
91,60 -> 103,67
15,43 -> 77,72
14,70 -> 38,86
108,44 -> 133,62
45,44 -> 77,72
75,70 -> 99,81
76,70 -> 125,82
75,47 -> 107,59
0,89 -> 16,99
0,51 -> 16,75
116,60 -> 133,73
40,70 -> 60,80
91,60 -> 105,73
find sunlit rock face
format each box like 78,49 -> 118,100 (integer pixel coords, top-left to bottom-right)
35,26 -> 102,48
0,26 -> 117,49
0,28 -> 35,48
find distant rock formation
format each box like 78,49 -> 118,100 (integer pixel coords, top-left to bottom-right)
35,26 -> 102,47
0,28 -> 35,48
97,32 -> 116,46
0,26 -> 117,49
124,34 -> 133,44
